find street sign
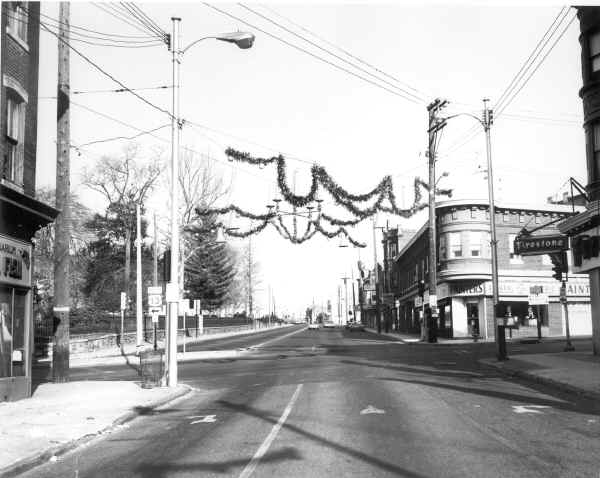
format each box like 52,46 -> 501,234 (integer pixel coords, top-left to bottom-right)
514,234 -> 568,256
165,282 -> 179,303
147,286 -> 162,309
151,311 -> 159,323
120,292 -> 127,311
528,293 -> 549,305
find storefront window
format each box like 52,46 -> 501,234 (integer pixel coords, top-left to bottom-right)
0,287 -> 27,378
0,287 -> 12,378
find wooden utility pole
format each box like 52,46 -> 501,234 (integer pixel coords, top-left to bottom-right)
247,237 -> 253,318
53,2 -> 71,382
125,228 -> 131,334
425,98 -> 448,343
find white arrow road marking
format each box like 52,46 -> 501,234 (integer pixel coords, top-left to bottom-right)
512,405 -> 551,414
360,405 -> 386,415
239,384 -> 303,478
188,415 -> 217,424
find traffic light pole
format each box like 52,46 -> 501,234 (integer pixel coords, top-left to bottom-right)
561,279 -> 575,351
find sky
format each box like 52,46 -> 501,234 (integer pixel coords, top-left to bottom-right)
35,1 -> 586,319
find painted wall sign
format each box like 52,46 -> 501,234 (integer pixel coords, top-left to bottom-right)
0,234 -> 31,287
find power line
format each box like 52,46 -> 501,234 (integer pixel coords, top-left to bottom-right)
495,7 -> 569,113
91,2 -> 163,38
496,11 -> 577,117
258,3 -> 428,99
203,3 -> 422,104
118,2 -> 167,41
77,124 -> 171,147
72,85 -> 172,95
238,3 -> 425,103
39,21 -> 173,119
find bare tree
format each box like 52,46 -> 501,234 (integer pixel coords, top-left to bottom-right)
81,143 -> 164,307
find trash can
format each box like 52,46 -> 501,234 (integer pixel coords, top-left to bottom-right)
139,350 -> 164,388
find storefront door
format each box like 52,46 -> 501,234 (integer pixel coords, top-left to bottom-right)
467,302 -> 479,336
0,287 -> 27,379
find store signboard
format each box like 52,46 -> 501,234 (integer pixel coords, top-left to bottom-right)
513,234 -> 568,256
0,234 -> 31,288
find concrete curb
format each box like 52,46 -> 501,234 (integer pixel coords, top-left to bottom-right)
0,384 -> 194,478
479,359 -> 600,402
52,325 -> 293,368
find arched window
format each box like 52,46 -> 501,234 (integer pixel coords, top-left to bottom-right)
6,2 -> 28,46
3,78 -> 27,187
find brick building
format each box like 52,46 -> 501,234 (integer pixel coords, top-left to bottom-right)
0,2 -> 58,401
558,7 -> 600,355
386,200 -> 591,340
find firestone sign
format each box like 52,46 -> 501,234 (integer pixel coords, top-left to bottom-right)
513,234 -> 568,256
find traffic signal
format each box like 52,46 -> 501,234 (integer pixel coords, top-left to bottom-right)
550,251 -> 567,282
418,280 -> 425,298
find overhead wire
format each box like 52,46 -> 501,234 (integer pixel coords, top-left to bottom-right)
91,2 -> 161,38
39,21 -> 173,119
494,7 -> 569,113
258,3 -> 428,99
203,3 -> 423,104
118,2 -> 167,41
496,11 -> 578,117
238,3 -> 425,103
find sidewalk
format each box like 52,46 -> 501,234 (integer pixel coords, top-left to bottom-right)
40,324 -> 292,369
480,351 -> 600,401
364,327 -> 490,344
0,381 -> 192,477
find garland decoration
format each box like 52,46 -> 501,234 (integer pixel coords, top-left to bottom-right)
194,148 -> 453,246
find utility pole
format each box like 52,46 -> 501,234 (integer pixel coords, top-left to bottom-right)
248,237 -> 253,319
372,216 -> 381,333
136,203 -> 143,347
425,98 -> 448,343
482,99 -> 506,360
337,285 -> 342,323
351,269 -> 356,320
153,212 -> 158,286
125,227 -> 131,334
341,276 -> 349,323
53,2 -> 71,383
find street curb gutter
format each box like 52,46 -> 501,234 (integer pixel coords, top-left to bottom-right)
0,384 -> 194,478
479,360 -> 600,402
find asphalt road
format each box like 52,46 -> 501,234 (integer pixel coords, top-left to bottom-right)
22,326 -> 600,478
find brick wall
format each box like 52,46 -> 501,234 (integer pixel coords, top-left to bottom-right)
1,2 -> 40,196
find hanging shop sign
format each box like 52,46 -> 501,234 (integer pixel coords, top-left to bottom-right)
0,234 -> 31,288
513,234 -> 568,256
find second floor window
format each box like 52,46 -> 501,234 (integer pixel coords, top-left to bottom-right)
449,232 -> 462,258
470,231 -> 482,257
439,235 -> 446,259
4,93 -> 26,186
7,3 -> 28,45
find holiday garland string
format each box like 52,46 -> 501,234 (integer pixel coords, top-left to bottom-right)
198,148 -> 452,246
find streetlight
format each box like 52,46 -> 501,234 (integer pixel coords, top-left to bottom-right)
166,18 -> 255,387
442,99 -> 505,360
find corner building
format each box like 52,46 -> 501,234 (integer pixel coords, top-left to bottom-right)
0,2 -> 57,401
392,200 -> 591,340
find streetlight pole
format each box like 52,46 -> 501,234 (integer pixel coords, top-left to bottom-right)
372,217 -> 381,333
167,17 -> 181,387
165,21 -> 255,386
342,276 -> 350,323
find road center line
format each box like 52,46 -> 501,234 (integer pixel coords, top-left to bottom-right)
250,326 -> 307,350
238,384 -> 303,478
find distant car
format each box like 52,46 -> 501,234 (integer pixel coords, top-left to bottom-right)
348,321 -> 365,332
323,321 -> 335,328
308,322 -> 320,330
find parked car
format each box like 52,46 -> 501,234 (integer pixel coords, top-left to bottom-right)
323,321 -> 336,328
348,321 -> 365,332
308,322 -> 321,330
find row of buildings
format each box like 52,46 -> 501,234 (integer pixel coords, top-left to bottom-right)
355,7 -> 600,354
357,199 -> 592,341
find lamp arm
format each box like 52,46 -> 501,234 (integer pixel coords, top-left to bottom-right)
444,112 -> 485,129
180,36 -> 217,55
